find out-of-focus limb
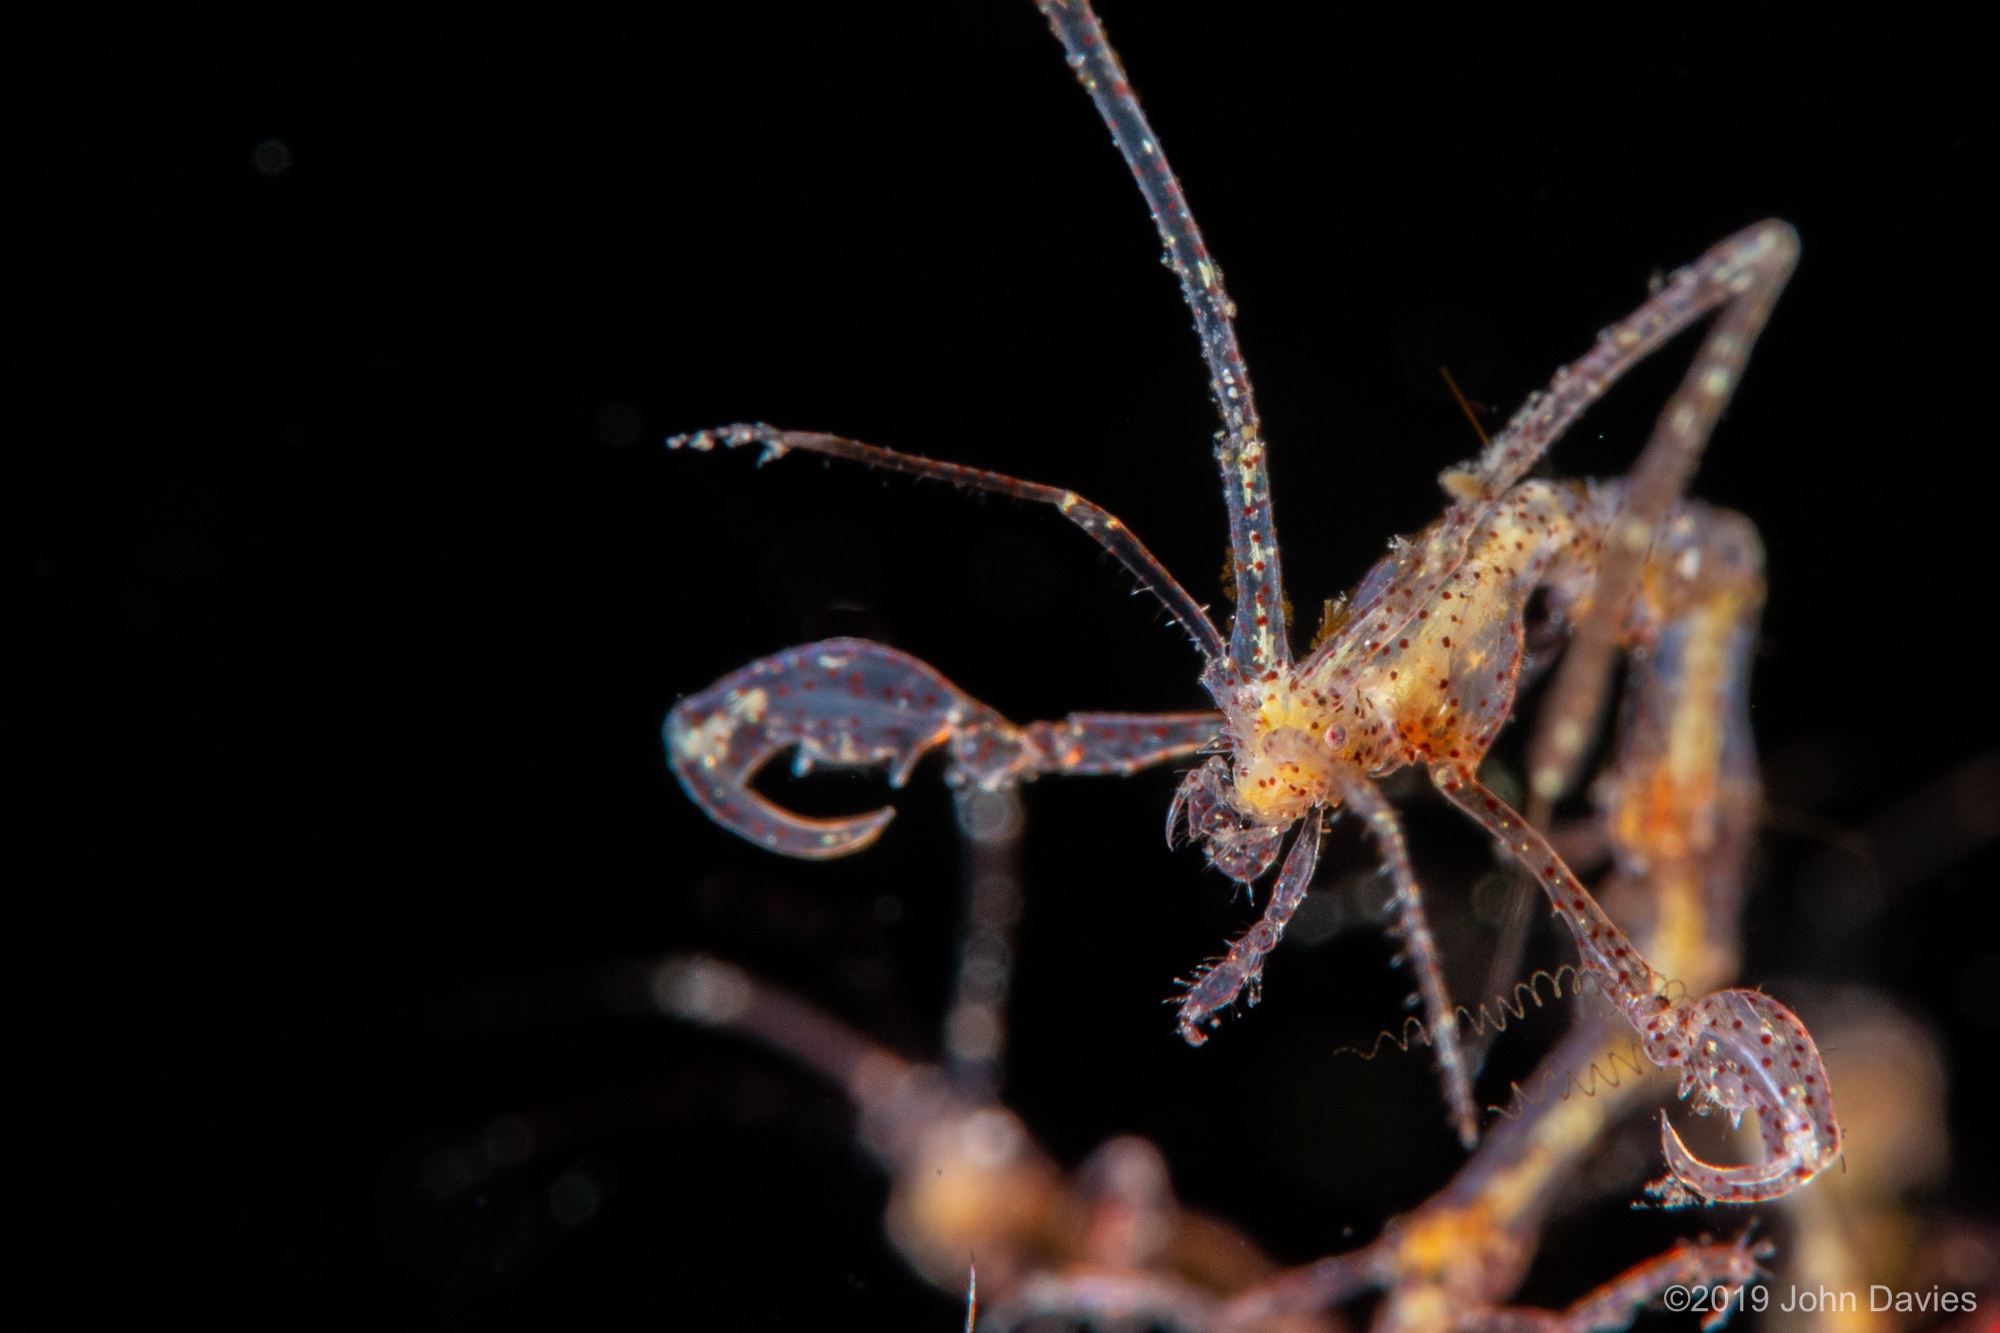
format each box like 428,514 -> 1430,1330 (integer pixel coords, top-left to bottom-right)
944,786 -> 1024,1101
1763,758 -> 2000,1331
1772,991 -> 1952,1333
654,953 -> 1333,1331
984,1273 -> 1221,1333
1468,1236 -> 1767,1333
655,951 -> 895,1094
658,952 -> 1060,1297
1592,505 -> 1765,989
1217,1247 -> 1387,1330
1222,1008 -> 1676,1333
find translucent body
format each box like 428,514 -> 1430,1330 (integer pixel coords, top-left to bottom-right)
658,479 -> 1795,1325
1223,490 -> 1789,1332
1217,478 -> 1615,826
664,0 -> 1838,1203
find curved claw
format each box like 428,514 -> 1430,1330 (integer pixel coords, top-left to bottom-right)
666,638 -> 1021,858
1650,988 -> 1841,1205
1166,758 -> 1285,883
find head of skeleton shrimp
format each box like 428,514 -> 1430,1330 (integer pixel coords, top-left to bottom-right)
1231,723 -> 1344,823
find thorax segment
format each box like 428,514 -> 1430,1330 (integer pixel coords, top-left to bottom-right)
1230,481 -> 1618,801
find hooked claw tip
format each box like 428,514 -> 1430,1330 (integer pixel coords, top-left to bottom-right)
672,747 -> 899,858
665,638 -> 1002,861
666,700 -> 901,858
1657,1110 -> 1827,1205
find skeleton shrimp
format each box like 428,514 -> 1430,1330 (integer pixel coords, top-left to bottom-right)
663,0 -> 1837,1204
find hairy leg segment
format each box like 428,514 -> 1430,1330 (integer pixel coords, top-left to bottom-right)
663,0 -> 1838,1205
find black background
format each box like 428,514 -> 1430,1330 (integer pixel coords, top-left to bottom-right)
16,3 -> 1997,1327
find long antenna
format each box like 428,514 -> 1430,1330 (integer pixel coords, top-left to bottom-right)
1037,1 -> 1291,676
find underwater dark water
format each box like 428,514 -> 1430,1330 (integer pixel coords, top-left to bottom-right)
17,3 -> 1996,1326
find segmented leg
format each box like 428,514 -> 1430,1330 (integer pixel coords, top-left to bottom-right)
669,424 -> 1225,662
1228,509 -> 1774,1322
1175,807 -> 1322,1045
1033,712 -> 1231,776
1336,773 -> 1480,1150
1468,1235 -> 1767,1333
1430,765 -> 1840,1204
1037,0 -> 1288,675
1518,223 -> 1796,809
666,636 -> 1223,857
1297,221 -> 1798,695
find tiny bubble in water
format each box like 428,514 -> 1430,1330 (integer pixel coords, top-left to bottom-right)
252,138 -> 291,176
548,1171 -> 601,1226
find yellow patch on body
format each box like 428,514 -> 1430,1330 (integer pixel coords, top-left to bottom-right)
673,686 -> 769,766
